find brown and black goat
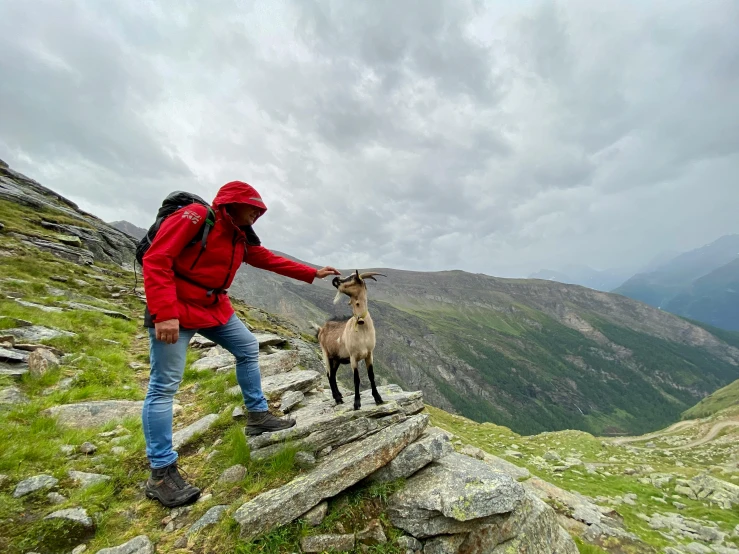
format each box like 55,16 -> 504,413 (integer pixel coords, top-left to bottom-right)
313,270 -> 386,410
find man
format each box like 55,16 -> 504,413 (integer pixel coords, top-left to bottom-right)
141,180 -> 340,508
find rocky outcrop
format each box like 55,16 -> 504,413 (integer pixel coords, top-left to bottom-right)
386,453 -> 577,554
674,474 -> 739,509
234,414 -> 429,540
1,163 -> 137,266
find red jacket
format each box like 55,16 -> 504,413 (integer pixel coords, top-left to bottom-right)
142,181 -> 317,329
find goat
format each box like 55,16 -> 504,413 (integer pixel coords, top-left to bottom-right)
313,270 -> 386,410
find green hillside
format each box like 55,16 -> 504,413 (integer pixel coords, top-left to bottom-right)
682,378 -> 739,419
232,265 -> 739,437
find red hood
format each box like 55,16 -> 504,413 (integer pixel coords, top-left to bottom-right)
212,181 -> 268,215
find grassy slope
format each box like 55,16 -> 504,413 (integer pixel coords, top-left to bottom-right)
0,220 -> 409,553
426,405 -> 739,553
682,379 -> 739,419
383,299 -> 739,437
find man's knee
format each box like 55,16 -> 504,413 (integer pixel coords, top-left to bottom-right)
232,335 -> 259,363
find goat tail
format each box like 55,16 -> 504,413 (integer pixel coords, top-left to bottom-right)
309,320 -> 322,337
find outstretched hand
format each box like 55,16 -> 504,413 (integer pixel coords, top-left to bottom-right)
316,266 -> 341,279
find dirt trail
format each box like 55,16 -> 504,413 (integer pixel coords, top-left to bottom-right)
610,417 -> 739,450
669,420 -> 739,450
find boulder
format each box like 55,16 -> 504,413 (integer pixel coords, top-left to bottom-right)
28,348 -> 60,377
367,426 -> 453,483
247,385 -> 424,455
300,534 -> 355,553
0,346 -> 28,363
13,474 -> 59,498
5,325 -> 75,342
253,332 -> 287,348
95,535 -> 154,554
0,386 -> 28,405
191,353 -> 234,371
41,508 -> 95,549
259,349 -> 300,376
0,366 -> 29,380
171,414 -> 219,450
65,302 -> 130,320
43,400 -> 143,429
302,502 -> 328,527
280,390 -> 304,413
357,519 -> 387,545
262,370 -> 322,397
189,505 -> 228,536
68,470 -> 110,489
387,453 -> 525,538
218,464 -> 247,484
15,299 -> 65,312
233,414 -> 428,540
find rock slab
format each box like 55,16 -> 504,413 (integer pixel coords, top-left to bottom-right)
13,474 -> 59,497
387,453 -> 525,538
172,414 -> 219,450
367,426 -> 453,483
189,505 -> 228,535
234,413 -> 429,540
300,534 -> 355,553
95,535 -> 155,554
43,400 -> 144,429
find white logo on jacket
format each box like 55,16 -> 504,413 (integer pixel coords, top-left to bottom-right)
182,210 -> 202,224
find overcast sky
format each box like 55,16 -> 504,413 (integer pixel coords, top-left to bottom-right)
1,0 -> 737,278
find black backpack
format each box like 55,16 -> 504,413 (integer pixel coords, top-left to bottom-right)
135,191 -> 216,266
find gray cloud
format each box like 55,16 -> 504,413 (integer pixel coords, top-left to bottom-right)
1,0 -> 738,279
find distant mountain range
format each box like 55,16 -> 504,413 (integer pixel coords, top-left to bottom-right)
613,234 -> 739,331
528,265 -> 633,292
229,254 -> 739,436
109,220 -> 147,240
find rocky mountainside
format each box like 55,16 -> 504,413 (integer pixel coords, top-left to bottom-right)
230,259 -> 739,436
109,220 -> 147,240
663,258 -> 739,331
0,161 -> 737,554
0,163 -> 583,553
614,234 -> 739,319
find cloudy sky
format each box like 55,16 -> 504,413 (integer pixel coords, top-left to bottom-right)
1,0 -> 737,278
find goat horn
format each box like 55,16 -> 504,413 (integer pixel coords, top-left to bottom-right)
359,272 -> 387,281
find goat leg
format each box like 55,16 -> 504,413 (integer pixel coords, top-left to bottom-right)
351,356 -> 361,410
328,359 -> 343,405
366,353 -> 384,405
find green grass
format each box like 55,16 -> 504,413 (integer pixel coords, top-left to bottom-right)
574,537 -> 609,553
426,404 -> 739,552
682,378 -> 739,419
0,237 -> 319,554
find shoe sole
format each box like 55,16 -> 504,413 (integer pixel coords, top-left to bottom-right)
145,487 -> 200,508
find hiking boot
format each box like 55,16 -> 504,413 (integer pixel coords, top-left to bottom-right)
246,410 -> 296,436
145,462 -> 200,508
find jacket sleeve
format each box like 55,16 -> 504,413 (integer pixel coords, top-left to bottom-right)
245,245 -> 317,284
142,204 -> 210,323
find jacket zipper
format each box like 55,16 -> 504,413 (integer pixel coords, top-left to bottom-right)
190,244 -> 206,270
212,230 -> 240,303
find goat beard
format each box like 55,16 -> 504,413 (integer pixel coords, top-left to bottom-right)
333,290 -> 343,304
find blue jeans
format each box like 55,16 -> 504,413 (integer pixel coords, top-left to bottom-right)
142,313 -> 267,468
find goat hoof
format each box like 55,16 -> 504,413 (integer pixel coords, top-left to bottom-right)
353,402 -> 361,411
374,397 -> 385,405
334,398 -> 344,405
